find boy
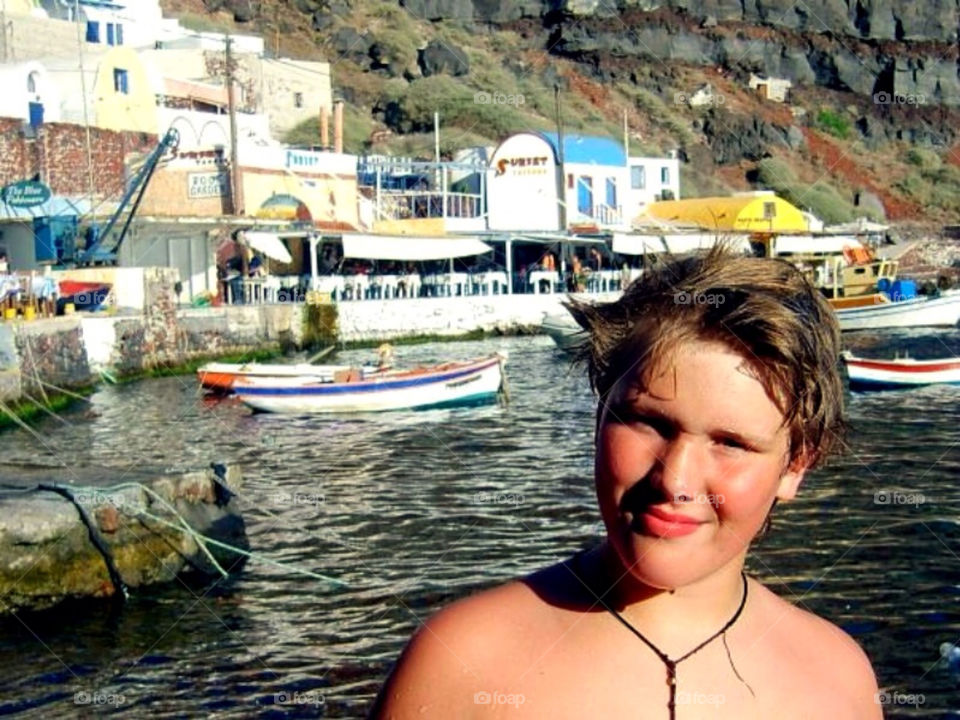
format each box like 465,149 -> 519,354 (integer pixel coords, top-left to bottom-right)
371,248 -> 880,719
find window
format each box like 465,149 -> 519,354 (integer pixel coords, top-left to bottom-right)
763,201 -> 777,219
86,21 -> 100,43
26,71 -> 38,94
293,92 -> 304,108
661,166 -> 670,184
605,177 -> 617,208
107,23 -> 114,45
116,24 -> 123,45
631,165 -> 645,190
577,176 -> 593,217
113,68 -> 129,94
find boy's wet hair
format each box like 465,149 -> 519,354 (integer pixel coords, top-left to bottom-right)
566,245 -> 846,469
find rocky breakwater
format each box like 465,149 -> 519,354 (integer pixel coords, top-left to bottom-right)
0,463 -> 248,615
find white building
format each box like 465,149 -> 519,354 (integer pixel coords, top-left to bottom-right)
486,131 -> 680,232
0,61 -> 63,125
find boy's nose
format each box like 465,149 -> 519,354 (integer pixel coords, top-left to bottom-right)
652,436 -> 703,503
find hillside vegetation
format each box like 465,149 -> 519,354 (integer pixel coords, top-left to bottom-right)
162,0 -> 960,226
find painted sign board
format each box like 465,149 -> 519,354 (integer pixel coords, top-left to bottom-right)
2,180 -> 51,208
188,172 -> 229,199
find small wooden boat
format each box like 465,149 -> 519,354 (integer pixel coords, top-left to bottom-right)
834,291 -> 960,331
541,313 -> 585,352
233,353 -> 507,413
197,361 -> 381,392
841,351 -> 960,390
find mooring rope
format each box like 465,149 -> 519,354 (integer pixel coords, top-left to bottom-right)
61,481 -> 347,589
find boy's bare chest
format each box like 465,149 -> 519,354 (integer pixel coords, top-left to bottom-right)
466,622 -> 844,720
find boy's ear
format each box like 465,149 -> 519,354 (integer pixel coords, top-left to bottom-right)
776,454 -> 809,501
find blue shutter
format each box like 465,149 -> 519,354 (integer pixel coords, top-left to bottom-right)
577,176 -> 593,216
85,21 -> 99,43
107,23 -> 114,45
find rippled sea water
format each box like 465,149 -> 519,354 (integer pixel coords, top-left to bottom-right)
1,331 -> 959,718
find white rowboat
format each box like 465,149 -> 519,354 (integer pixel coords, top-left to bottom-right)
841,352 -> 960,390
834,292 -> 960,331
541,313 -> 585,352
234,353 -> 506,413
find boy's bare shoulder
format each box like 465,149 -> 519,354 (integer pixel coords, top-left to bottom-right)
369,576 -> 560,719
750,580 -> 880,715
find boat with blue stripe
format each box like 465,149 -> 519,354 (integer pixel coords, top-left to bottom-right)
234,353 -> 507,413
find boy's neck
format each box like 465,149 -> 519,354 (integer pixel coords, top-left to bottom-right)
594,542 -> 750,645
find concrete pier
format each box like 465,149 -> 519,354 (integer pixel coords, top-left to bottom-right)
0,292 -> 612,406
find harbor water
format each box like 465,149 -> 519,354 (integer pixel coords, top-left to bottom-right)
0,332 -> 959,718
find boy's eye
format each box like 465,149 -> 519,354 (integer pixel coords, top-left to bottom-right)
715,435 -> 753,452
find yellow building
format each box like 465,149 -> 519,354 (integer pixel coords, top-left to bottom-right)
93,47 -> 159,134
645,193 -> 809,233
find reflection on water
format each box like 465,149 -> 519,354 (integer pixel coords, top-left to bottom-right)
0,333 -> 959,717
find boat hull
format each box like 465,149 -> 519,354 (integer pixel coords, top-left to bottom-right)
835,292 -> 960,331
541,314 -> 585,352
842,354 -> 960,390
234,355 -> 506,413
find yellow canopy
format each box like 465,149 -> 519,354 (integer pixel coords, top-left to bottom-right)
645,194 -> 808,233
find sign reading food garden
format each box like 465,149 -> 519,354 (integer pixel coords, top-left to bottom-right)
188,172 -> 229,199
1,180 -> 51,208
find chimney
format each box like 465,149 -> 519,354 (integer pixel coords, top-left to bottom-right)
319,106 -> 330,150
333,100 -> 344,154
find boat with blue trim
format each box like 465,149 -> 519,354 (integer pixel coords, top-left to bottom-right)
233,353 -> 507,413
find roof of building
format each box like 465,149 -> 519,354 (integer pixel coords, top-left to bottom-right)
540,132 -> 626,166
645,194 -> 809,233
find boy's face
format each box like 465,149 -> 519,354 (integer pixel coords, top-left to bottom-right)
594,340 -> 807,590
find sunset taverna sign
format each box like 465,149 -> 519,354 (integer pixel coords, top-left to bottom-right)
2,180 -> 51,208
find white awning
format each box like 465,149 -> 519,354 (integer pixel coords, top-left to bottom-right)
612,233 -> 667,255
662,234 -> 751,254
774,235 -> 861,255
342,234 -> 492,260
243,231 -> 293,263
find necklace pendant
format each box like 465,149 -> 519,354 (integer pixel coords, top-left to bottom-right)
667,674 -> 676,686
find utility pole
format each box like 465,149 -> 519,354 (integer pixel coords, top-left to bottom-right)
225,34 -> 242,216
74,0 -> 95,203
554,83 -> 566,232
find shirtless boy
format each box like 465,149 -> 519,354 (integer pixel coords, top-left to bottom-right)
371,248 -> 881,719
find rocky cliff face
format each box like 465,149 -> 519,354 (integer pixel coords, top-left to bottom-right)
400,0 -> 960,105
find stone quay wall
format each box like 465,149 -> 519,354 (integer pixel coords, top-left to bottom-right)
0,292 -> 608,404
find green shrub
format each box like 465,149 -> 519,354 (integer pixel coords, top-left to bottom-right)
783,182 -> 855,224
905,147 -> 942,171
814,109 -> 850,139
755,157 -> 798,188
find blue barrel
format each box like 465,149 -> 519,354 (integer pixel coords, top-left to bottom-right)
877,277 -> 892,294
890,279 -> 917,301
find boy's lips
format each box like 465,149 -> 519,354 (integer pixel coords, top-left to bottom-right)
628,505 -> 706,538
